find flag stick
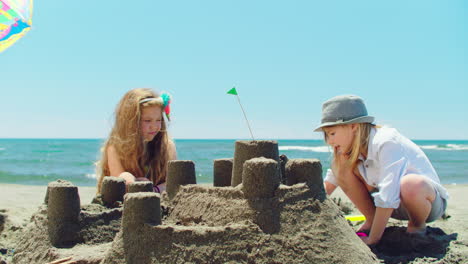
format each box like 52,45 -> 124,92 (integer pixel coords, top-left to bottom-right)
235,95 -> 255,141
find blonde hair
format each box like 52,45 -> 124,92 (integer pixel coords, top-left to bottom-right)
96,88 -> 172,193
347,123 -> 373,170
325,123 -> 376,174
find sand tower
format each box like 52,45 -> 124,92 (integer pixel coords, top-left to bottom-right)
46,180 -> 81,247
242,157 -> 280,199
122,192 -> 161,263
101,176 -> 126,206
242,157 -> 281,234
285,158 -> 325,200
231,140 -> 280,186
128,181 -> 153,193
166,160 -> 196,199
213,158 -> 233,187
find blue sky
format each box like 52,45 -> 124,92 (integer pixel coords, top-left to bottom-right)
1,0 -> 467,139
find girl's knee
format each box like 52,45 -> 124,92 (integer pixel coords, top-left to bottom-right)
400,175 -> 435,200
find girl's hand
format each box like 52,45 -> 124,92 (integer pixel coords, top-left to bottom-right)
357,221 -> 373,234
119,172 -> 136,185
331,148 -> 351,178
360,236 -> 379,245
334,147 -> 350,164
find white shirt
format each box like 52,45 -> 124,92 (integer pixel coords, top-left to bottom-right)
324,126 -> 449,209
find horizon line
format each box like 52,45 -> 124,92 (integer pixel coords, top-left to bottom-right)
1,137 -> 467,141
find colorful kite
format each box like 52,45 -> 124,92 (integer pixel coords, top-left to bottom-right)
0,0 -> 33,52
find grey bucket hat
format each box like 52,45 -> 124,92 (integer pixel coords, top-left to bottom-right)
314,95 -> 374,132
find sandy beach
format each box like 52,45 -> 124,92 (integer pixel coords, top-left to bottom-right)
0,183 -> 467,263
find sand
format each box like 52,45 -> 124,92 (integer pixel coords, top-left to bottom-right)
0,183 -> 467,263
331,184 -> 468,263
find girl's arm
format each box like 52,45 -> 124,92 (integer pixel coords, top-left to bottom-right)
363,140 -> 406,244
364,207 -> 393,245
324,181 -> 337,196
107,145 -> 135,184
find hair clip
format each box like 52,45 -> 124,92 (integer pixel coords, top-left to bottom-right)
139,93 -> 172,121
160,92 -> 171,121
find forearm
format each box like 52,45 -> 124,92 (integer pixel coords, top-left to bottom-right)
324,181 -> 337,196
368,207 -> 393,244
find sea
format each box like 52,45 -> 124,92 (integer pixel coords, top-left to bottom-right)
0,139 -> 467,187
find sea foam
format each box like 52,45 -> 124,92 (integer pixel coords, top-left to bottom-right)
419,144 -> 468,151
279,146 -> 331,153
85,173 -> 97,179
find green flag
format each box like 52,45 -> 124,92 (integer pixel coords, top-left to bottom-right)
227,86 -> 254,140
227,87 -> 238,95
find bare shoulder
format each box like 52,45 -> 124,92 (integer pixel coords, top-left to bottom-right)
107,144 -> 125,175
107,144 -> 118,157
107,144 -> 123,163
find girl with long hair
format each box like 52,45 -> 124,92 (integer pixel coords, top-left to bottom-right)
96,88 -> 176,194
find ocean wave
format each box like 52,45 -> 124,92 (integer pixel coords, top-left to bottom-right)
85,173 -> 97,179
419,144 -> 468,151
279,146 -> 331,153
0,148 -> 5,151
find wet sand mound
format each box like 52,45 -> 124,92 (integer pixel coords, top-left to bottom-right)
11,203 -> 122,264
373,226 -> 458,264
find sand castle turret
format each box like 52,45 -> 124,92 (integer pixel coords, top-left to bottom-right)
285,158 -> 325,200
166,160 -> 196,199
241,157 -> 281,234
122,192 -> 161,231
101,176 -> 126,206
122,192 -> 161,263
213,158 -> 233,187
242,157 -> 280,199
128,181 -> 153,193
231,140 -> 280,187
46,180 -> 81,247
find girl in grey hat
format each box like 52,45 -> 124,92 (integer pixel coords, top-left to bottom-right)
316,95 -> 448,245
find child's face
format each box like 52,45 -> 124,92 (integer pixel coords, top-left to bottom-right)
323,124 -> 356,155
140,106 -> 163,142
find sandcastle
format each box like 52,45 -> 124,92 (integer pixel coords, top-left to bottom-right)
10,140 -> 379,264
127,181 -> 154,193
46,180 -> 81,248
166,160 -> 197,200
213,158 -> 233,187
231,140 -> 281,186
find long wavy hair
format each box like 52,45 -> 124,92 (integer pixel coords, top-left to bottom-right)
96,88 -> 171,193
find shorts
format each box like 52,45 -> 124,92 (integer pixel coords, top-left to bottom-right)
370,184 -> 447,223
390,188 -> 447,223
